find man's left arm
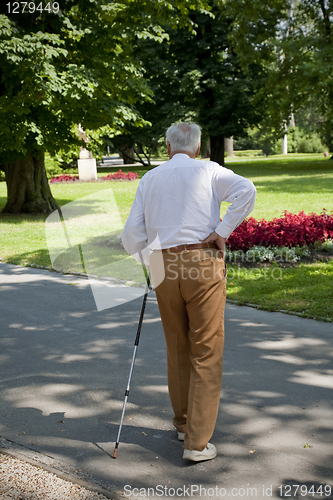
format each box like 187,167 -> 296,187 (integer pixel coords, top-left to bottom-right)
204,170 -> 256,257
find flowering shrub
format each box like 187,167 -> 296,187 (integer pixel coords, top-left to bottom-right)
101,170 -> 138,181
49,170 -> 138,183
227,210 -> 333,251
50,174 -> 79,183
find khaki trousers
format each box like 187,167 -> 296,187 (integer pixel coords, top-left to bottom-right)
150,248 -> 226,451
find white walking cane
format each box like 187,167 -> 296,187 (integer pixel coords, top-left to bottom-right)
113,268 -> 151,458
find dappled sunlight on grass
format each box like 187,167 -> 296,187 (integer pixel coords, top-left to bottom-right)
226,261 -> 333,320
228,158 -> 333,220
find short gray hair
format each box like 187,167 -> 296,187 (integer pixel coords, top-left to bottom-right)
166,122 -> 201,155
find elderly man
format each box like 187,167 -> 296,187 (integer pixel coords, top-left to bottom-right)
121,122 -> 256,462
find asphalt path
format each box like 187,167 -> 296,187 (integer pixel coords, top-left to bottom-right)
0,262 -> 332,499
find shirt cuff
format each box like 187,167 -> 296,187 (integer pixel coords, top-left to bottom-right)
132,246 -> 152,266
215,221 -> 234,239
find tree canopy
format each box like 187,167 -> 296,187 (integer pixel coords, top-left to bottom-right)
0,0 -> 209,212
111,0 -> 269,166
1,0 -> 332,214
0,0 -> 169,164
169,0 -> 267,164
229,0 -> 333,149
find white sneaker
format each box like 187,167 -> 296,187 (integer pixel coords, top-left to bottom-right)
183,443 -> 217,462
178,432 -> 185,441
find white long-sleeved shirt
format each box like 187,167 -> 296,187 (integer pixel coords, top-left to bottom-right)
121,153 -> 256,259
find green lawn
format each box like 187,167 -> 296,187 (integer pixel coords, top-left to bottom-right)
224,153 -> 333,220
0,154 -> 332,321
225,261 -> 333,321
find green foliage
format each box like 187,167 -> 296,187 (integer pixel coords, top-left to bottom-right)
225,245 -> 310,263
52,150 -> 79,171
117,0 -> 268,163
260,134 -> 280,156
318,239 -> 333,254
45,153 -> 78,179
295,136 -> 326,155
45,155 -> 62,179
228,0 -> 333,145
234,129 -> 260,151
227,0 -> 289,68
234,127 -> 280,155
164,1 -> 265,140
0,8 -> 138,162
287,127 -> 327,154
235,124 -> 328,156
0,0 -> 210,165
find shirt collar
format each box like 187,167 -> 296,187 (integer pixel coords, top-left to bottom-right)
170,153 -> 192,160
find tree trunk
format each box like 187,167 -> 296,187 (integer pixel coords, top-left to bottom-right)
210,134 -> 225,166
224,137 -> 235,157
202,137 -> 211,158
120,144 -> 136,164
2,152 -> 59,214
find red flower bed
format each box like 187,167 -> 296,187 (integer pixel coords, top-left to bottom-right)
49,170 -> 138,183
101,170 -> 138,181
50,174 -> 79,183
227,210 -> 333,251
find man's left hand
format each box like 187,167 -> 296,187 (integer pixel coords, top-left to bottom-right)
203,231 -> 226,259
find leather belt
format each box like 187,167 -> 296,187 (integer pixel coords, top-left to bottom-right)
161,242 -> 217,253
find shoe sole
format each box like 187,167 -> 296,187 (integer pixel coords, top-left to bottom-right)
183,450 -> 217,462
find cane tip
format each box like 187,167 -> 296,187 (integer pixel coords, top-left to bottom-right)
113,449 -> 118,459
